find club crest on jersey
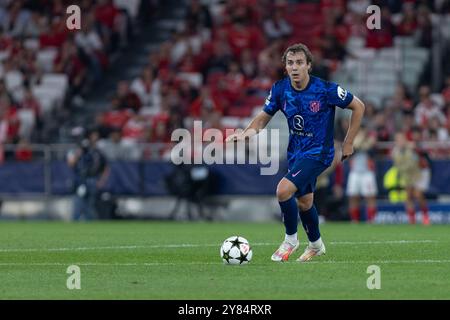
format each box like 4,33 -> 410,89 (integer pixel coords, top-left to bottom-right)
309,101 -> 321,112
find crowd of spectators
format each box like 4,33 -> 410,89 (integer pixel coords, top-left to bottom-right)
336,79 -> 450,159
95,0 -> 450,161
0,0 -> 152,161
1,0 -> 449,162
96,0 -> 329,159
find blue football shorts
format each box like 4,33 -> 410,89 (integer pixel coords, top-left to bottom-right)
285,157 -> 329,198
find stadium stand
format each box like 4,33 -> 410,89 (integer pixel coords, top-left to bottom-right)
1,0 -> 450,222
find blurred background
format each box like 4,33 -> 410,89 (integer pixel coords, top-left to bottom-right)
0,0 -> 449,223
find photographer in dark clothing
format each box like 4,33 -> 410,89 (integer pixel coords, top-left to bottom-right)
67,130 -> 109,221
165,163 -> 214,221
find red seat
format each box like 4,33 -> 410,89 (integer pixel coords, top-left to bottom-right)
207,72 -> 226,85
291,3 -> 320,14
226,105 -> 253,117
242,95 -> 265,108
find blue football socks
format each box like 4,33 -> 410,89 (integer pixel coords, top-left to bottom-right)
279,197 -> 299,236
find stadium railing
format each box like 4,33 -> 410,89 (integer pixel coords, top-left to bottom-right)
0,141 -> 449,197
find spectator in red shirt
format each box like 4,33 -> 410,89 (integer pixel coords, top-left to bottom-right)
373,112 -> 391,142
101,96 -> 133,130
226,18 -> 265,59
203,28 -> 233,73
150,118 -> 171,144
190,86 -> 223,118
177,45 -> 202,73
95,0 -> 120,30
121,114 -> 148,144
0,27 -> 13,50
15,138 -> 33,161
0,96 -> 19,144
178,79 -> 199,111
39,16 -> 68,49
95,0 -> 121,53
54,39 -> 87,98
222,60 -> 247,105
240,48 -> 257,79
396,2 -> 418,36
116,80 -> 142,113
402,113 -> 416,141
365,6 -> 394,48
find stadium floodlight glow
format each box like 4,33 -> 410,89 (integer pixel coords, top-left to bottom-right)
170,121 -> 280,175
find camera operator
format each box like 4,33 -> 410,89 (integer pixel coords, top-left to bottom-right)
166,163 -> 214,221
67,129 -> 109,221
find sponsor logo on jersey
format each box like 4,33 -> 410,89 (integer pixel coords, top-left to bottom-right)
337,86 -> 348,100
265,90 -> 272,106
292,115 -> 304,131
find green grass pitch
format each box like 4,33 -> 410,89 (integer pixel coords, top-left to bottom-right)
0,221 -> 449,299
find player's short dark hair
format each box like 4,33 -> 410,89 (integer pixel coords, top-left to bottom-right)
282,43 -> 313,71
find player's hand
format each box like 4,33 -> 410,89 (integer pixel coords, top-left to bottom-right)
341,142 -> 354,161
225,132 -> 245,142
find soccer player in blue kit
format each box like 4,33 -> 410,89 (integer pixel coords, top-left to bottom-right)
226,43 -> 365,262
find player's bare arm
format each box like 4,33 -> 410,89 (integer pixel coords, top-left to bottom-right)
225,111 -> 272,142
341,96 -> 365,161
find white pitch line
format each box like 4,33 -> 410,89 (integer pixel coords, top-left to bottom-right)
329,240 -> 437,245
1,259 -> 450,267
255,240 -> 437,245
0,262 -> 221,267
0,244 -> 209,253
0,240 -> 438,253
0,245 -> 145,253
298,259 -> 450,265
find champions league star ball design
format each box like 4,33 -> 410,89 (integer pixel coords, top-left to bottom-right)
220,236 -> 253,265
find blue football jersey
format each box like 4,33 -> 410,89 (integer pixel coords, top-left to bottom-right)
263,76 -> 353,167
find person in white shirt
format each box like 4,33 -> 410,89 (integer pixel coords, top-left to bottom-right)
414,85 -> 446,127
130,67 -> 161,109
346,123 -> 378,223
